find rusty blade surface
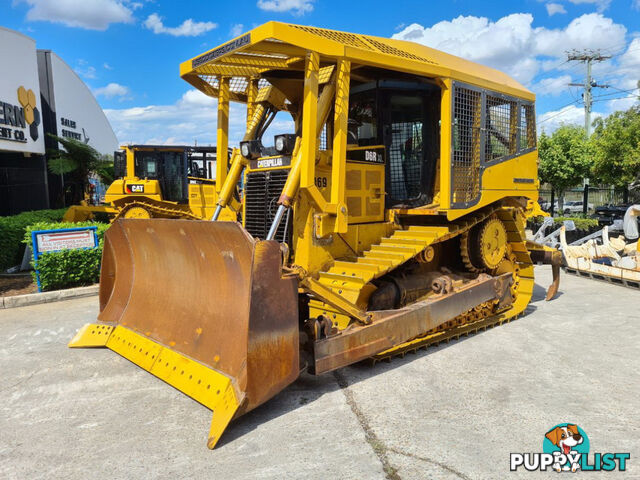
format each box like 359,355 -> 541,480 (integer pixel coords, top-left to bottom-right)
312,273 -> 512,374
97,219 -> 300,411
243,240 -> 299,412
98,221 -> 133,323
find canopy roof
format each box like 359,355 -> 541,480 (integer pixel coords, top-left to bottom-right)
180,22 -> 534,104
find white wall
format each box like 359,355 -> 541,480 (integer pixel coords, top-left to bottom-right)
49,52 -> 118,155
0,27 -> 45,154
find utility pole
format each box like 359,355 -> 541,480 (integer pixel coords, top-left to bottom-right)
567,50 -> 611,138
566,50 -> 610,215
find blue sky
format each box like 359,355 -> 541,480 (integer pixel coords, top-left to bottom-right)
4,0 -> 640,145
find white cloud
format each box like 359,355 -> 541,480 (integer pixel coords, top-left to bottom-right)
103,62 -> 113,70
105,89 -> 294,146
393,13 -> 626,84
21,0 -> 133,30
567,0 -> 611,13
618,38 -> 640,76
257,0 -> 314,15
537,105 -> 603,133
230,23 -> 244,37
634,0 -> 640,10
143,13 -> 217,37
93,83 -> 131,99
75,62 -> 97,79
546,3 -> 567,15
533,74 -> 573,96
607,96 -> 639,112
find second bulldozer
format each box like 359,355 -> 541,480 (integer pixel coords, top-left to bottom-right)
63,144 -> 236,222
70,22 -> 560,448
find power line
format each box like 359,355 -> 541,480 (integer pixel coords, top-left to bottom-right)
536,99 -> 581,125
592,86 -> 639,100
592,94 -> 639,104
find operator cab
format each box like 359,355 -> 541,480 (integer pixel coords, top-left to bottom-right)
346,79 -> 441,208
112,146 -> 220,204
242,73 -> 442,210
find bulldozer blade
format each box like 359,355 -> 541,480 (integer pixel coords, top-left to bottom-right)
69,219 -> 300,448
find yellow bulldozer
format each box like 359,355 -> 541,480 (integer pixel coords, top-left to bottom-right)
63,144 -> 236,221
69,22 -> 560,448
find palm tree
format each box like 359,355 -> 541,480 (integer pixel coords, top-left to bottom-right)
46,134 -> 114,206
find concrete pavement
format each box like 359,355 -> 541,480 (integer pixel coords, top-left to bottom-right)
0,266 -> 638,479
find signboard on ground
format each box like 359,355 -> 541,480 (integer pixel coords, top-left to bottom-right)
31,227 -> 98,291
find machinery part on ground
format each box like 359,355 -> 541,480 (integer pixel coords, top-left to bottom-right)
561,225 -> 640,289
530,218 -> 576,249
68,23 -> 561,449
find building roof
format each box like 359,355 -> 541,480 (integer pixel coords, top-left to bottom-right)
180,22 -> 534,103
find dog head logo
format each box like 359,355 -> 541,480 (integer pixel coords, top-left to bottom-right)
543,423 -> 590,472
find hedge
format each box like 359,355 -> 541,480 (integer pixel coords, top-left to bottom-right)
551,216 -> 599,230
24,221 -> 110,291
530,215 -> 599,231
0,209 -> 67,270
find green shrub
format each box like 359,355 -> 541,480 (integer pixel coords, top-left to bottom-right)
0,209 -> 67,270
530,215 -> 599,231
553,216 -> 599,230
24,221 -> 110,291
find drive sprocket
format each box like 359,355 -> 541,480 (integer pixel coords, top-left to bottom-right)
460,216 -> 508,272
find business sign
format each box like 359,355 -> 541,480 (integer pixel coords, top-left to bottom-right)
59,116 -> 89,142
31,227 -> 98,291
0,27 -> 44,154
0,86 -> 41,144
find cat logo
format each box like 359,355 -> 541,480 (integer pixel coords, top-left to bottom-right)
126,184 -> 145,193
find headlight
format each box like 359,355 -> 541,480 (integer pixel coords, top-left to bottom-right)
274,134 -> 296,155
239,140 -> 261,160
240,142 -> 250,157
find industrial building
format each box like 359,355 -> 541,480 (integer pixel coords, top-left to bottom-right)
0,26 -> 118,215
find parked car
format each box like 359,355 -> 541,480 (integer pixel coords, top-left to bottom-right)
592,204 -> 630,225
563,201 -> 594,214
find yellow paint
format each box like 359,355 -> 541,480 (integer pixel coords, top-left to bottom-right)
180,22 -> 534,103
216,77 -> 230,193
68,323 -> 113,347
70,323 -> 240,449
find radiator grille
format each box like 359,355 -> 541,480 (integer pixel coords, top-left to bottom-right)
244,169 -> 291,242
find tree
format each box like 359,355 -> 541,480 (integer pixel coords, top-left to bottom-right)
538,125 -> 593,212
591,106 -> 640,190
47,135 -> 114,205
